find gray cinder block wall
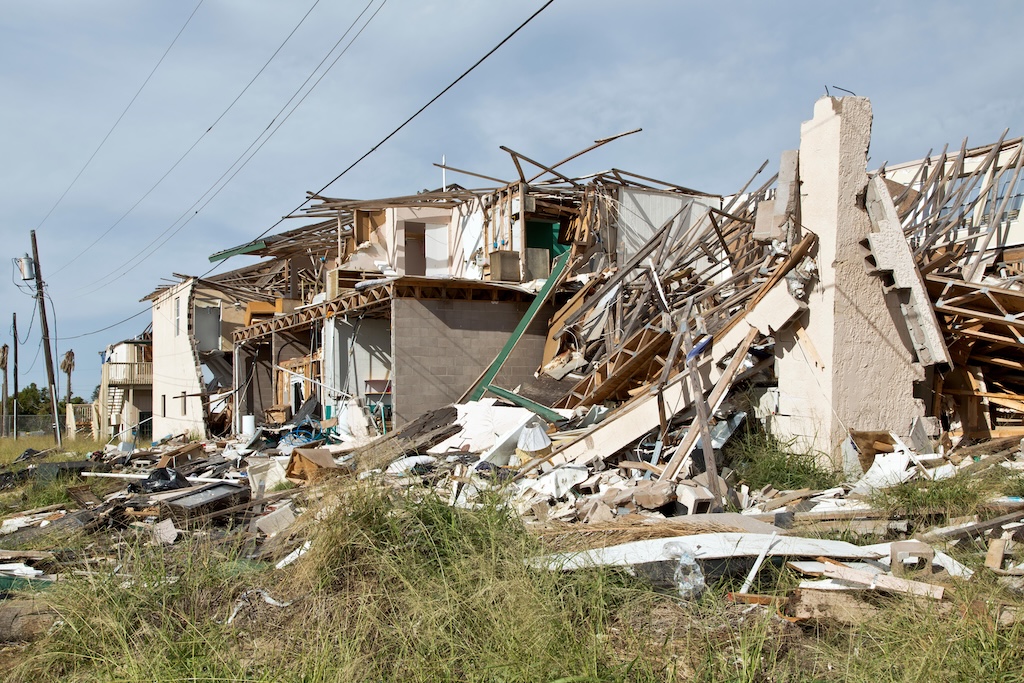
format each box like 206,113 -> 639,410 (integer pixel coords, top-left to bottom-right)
391,297 -> 552,425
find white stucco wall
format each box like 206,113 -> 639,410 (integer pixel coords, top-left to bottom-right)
151,280 -> 206,438
773,97 -> 923,465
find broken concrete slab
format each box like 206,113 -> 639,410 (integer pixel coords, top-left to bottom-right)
864,175 -> 951,368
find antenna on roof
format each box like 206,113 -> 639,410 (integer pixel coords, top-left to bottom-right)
442,154 -> 447,192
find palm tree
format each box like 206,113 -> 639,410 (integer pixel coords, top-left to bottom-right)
60,349 -> 74,404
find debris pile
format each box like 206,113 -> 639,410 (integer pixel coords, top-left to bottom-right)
7,97 -> 1024,637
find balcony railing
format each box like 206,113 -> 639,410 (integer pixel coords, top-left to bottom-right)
103,362 -> 153,386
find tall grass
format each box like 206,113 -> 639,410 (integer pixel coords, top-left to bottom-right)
869,465 -> 1024,531
0,435 -> 106,465
14,483 -> 673,682
723,427 -> 839,491
11,480 -> 1024,682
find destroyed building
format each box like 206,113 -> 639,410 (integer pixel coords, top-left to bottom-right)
92,95 -> 1024,497
36,96 -> 1024,646
95,332 -> 153,441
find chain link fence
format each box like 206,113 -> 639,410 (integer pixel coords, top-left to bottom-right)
1,414 -> 61,437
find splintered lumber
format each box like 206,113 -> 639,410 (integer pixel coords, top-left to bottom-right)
537,352 -> 716,471
760,489 -> 819,512
658,327 -> 759,482
556,325 -> 672,408
0,550 -> 54,563
820,564 -> 945,599
920,507 -> 1024,542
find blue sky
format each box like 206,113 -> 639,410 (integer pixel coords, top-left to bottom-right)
2,0 -> 1023,398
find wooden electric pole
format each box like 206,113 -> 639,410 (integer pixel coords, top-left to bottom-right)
12,313 -> 18,441
1,344 -> 7,438
30,231 -> 62,447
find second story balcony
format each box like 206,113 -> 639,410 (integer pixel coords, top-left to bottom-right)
102,362 -> 153,386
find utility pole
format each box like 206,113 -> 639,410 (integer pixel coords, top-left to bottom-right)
1,344 -> 7,438
30,231 -> 62,447
12,313 -> 18,441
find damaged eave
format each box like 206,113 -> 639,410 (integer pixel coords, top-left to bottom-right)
231,277 -> 539,344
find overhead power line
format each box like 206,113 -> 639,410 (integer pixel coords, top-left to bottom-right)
71,0 -> 384,298
35,1 -> 205,233
215,0 -> 557,260
58,0 -> 556,341
51,0 -> 324,276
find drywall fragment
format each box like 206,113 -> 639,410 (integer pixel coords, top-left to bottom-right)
256,503 -> 296,538
753,198 -> 780,242
152,518 -> 178,545
526,466 -> 590,500
745,280 -> 808,337
848,446 -> 916,495
246,456 -> 289,493
775,149 -> 802,245
428,401 -> 532,454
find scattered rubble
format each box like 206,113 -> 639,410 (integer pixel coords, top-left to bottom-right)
11,96 -> 1024,640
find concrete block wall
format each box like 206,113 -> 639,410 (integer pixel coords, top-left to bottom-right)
391,297 -> 551,425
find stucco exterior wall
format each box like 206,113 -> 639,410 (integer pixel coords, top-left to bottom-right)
773,97 -> 923,466
151,280 -> 206,438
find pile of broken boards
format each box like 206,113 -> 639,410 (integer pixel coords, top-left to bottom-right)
0,436 -> 358,582
366,406 -> 1024,626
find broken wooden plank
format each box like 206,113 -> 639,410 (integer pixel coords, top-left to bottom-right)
821,564 -> 944,599
659,327 -> 759,482
985,537 -> 1008,570
761,489 -> 818,513
920,507 -> 1024,542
